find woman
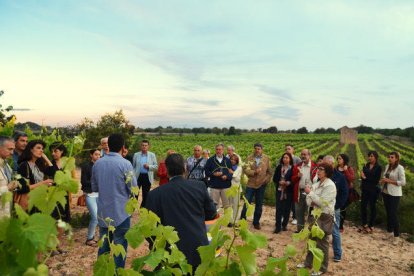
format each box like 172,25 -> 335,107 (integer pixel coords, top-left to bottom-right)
157,149 -> 175,186
336,153 -> 355,231
49,142 -> 71,222
16,140 -> 54,211
228,154 -> 242,227
359,150 -> 382,233
81,149 -> 101,246
380,151 -> 406,243
272,152 -> 293,233
303,162 -> 336,275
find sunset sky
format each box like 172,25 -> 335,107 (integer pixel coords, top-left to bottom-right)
1,1 -> 413,131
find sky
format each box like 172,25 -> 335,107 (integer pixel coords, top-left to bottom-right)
1,0 -> 413,131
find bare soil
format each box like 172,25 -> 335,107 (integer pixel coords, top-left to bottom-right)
47,193 -> 414,276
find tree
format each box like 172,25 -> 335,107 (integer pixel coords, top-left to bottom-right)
296,127 -> 308,134
0,90 -> 14,126
78,110 -> 134,161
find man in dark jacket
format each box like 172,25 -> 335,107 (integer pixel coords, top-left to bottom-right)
324,155 -> 348,262
145,153 -> 217,269
204,143 -> 232,209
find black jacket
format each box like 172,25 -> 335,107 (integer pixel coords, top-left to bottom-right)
145,176 -> 217,268
361,163 -> 382,192
81,161 -> 94,193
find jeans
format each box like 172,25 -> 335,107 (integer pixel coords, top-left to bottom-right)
382,193 -> 400,237
361,189 -> 378,227
98,217 -> 131,269
275,191 -> 292,231
332,209 -> 342,260
86,195 -> 98,240
240,185 -> 266,225
295,193 -> 308,231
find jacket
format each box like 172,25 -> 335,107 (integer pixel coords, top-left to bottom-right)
205,155 -> 232,189
132,151 -> 158,184
292,161 -> 317,203
382,164 -> 406,197
243,154 -> 272,189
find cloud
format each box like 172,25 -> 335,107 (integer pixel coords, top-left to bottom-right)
258,85 -> 294,101
12,108 -> 32,111
331,104 -> 350,116
262,106 -> 300,121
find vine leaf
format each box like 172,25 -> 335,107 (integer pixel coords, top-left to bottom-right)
236,245 -> 257,275
94,254 -> 116,276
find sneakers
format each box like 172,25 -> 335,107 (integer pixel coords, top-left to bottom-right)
296,263 -> 306,268
291,219 -> 297,225
392,236 -> 401,246
311,271 -> 324,276
383,232 -> 393,241
333,258 -> 341,262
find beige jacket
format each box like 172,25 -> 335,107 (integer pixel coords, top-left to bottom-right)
243,154 -> 272,189
0,158 -> 12,218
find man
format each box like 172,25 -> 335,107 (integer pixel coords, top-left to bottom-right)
145,153 -> 217,269
0,136 -> 18,217
226,145 -> 241,161
91,133 -> 137,269
291,149 -> 317,232
186,145 -> 207,182
132,139 -> 158,207
240,143 -> 272,230
12,131 -> 28,172
100,137 -> 109,157
285,144 -> 302,165
205,143 -> 232,210
285,143 -> 301,225
324,155 -> 348,263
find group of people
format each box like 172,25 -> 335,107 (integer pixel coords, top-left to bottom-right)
0,133 -> 408,275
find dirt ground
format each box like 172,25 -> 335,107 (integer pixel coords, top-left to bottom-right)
47,192 -> 414,276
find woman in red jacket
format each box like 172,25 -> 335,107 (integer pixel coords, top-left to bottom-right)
157,149 -> 175,185
336,153 -> 355,232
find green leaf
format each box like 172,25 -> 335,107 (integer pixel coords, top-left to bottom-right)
1,191 -> 12,207
162,225 -> 180,245
311,225 -> 325,240
195,244 -> 216,275
236,245 -> 257,275
285,244 -> 297,257
218,262 -> 242,276
239,220 -> 267,249
307,239 -> 317,250
112,243 -> 126,259
125,197 -> 138,215
23,264 -> 49,276
94,254 -> 116,276
225,184 -> 239,199
14,204 -> 29,223
311,208 -> 322,219
61,156 -> 76,172
54,171 -> 79,193
292,228 -> 310,242
116,268 -> 141,276
242,195 -> 255,217
297,268 -> 310,276
131,255 -> 149,271
145,248 -> 164,269
168,246 -> 186,264
125,224 -> 145,249
28,185 -> 67,215
0,217 -> 10,242
309,247 -> 324,272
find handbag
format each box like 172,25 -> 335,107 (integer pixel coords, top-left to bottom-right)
77,194 -> 87,207
348,188 -> 360,203
308,212 -> 334,235
13,192 -> 29,210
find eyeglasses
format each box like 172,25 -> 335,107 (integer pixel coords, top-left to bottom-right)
318,167 -> 325,171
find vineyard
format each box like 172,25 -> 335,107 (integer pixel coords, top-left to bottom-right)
132,133 -> 414,234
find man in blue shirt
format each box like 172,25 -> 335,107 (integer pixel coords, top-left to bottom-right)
92,133 -> 137,269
